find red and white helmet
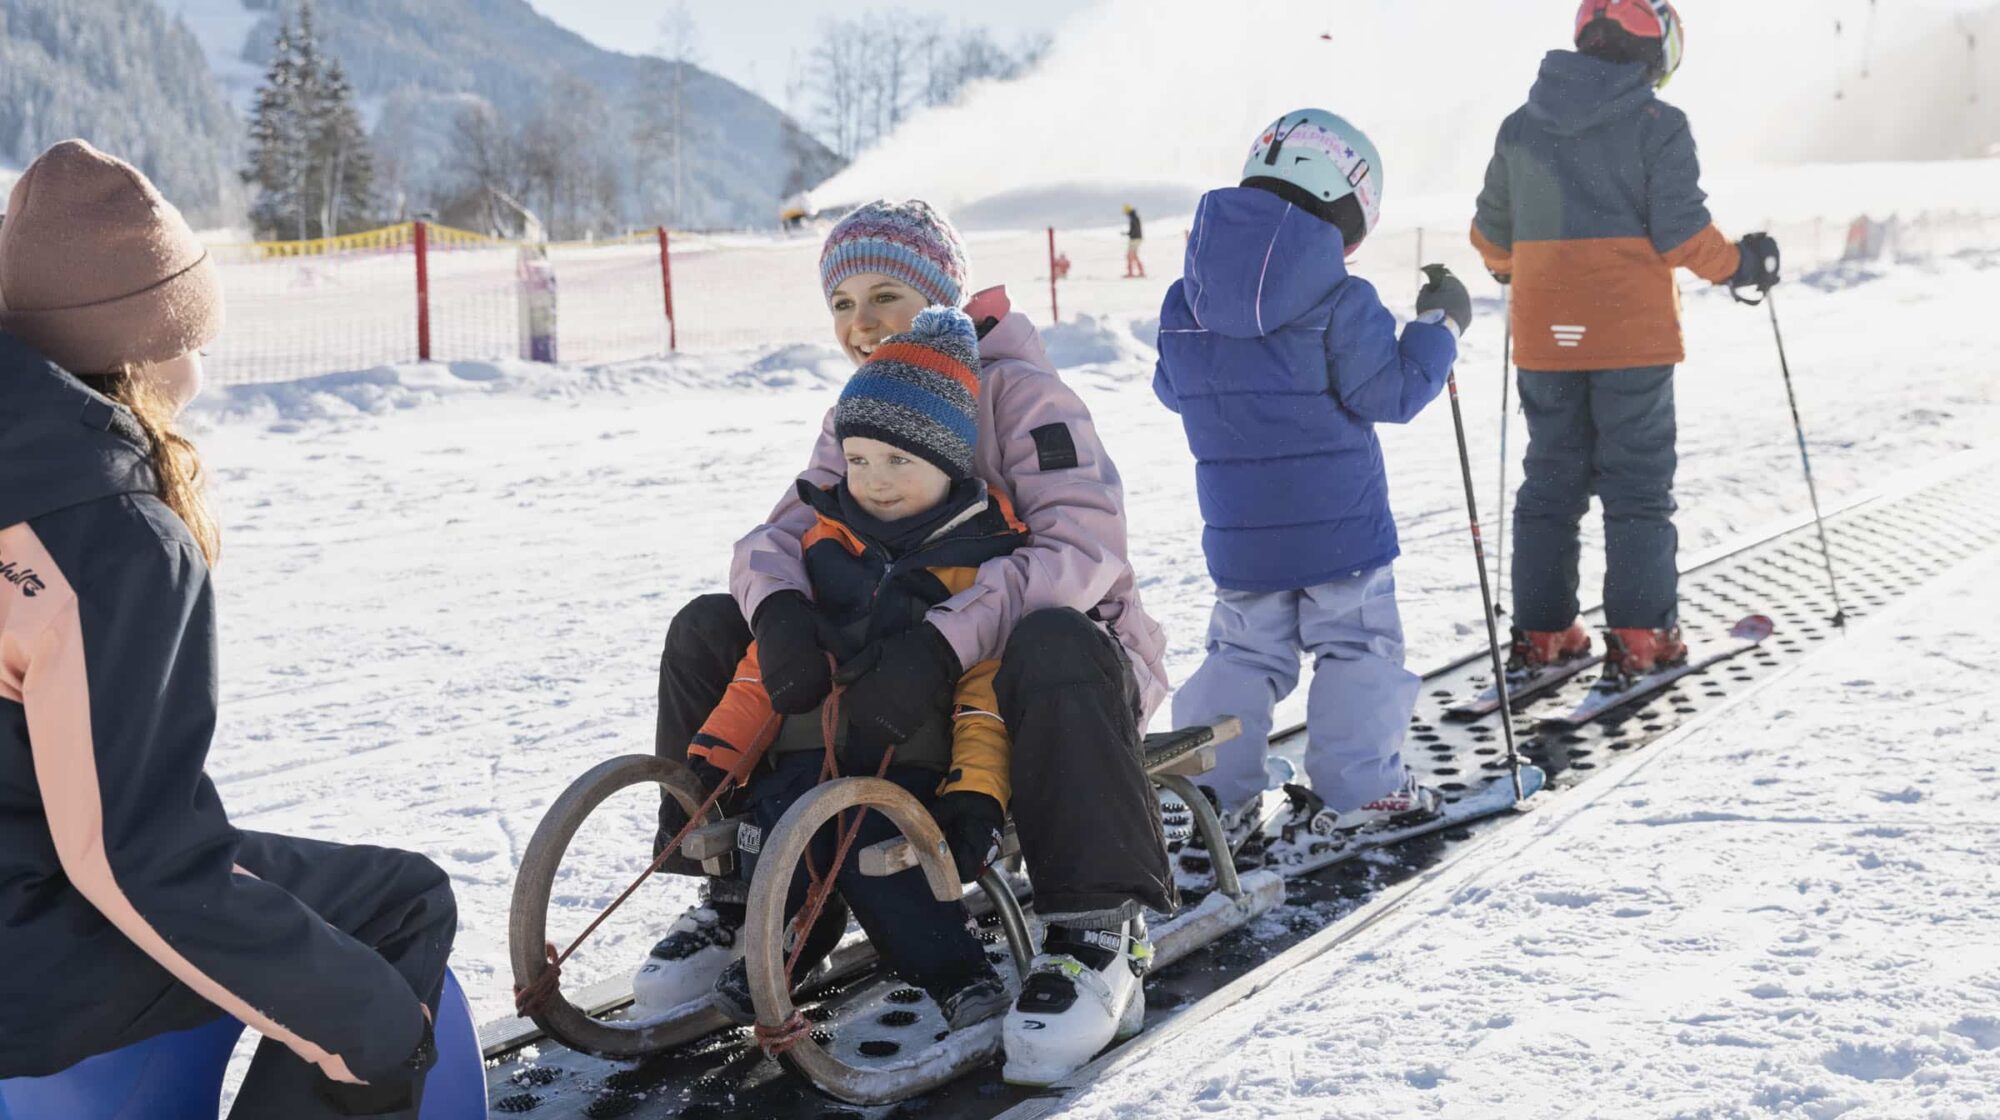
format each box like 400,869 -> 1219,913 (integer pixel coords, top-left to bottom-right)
1574,0 -> 1686,89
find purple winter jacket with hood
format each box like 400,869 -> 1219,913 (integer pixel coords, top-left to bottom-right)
731,288 -> 1171,725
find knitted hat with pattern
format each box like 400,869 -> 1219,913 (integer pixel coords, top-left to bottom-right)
833,306 -> 983,480
820,199 -> 969,309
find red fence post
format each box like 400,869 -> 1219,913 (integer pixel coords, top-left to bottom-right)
413,220 -> 432,362
657,226 -> 677,352
1047,227 -> 1060,325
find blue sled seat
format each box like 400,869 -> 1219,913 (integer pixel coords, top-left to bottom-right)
0,969 -> 486,1120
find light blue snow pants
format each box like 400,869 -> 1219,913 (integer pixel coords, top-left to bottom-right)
1170,566 -> 1419,815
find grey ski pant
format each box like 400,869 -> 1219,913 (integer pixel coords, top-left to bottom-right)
1511,366 -> 1679,632
1169,567 -> 1418,815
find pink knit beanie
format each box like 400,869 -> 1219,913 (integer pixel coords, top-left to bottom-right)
0,139 -> 222,375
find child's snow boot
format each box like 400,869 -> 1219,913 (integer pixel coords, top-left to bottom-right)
1508,622 -> 1592,671
1002,915 -> 1152,1085
936,964 -> 1012,1031
712,896 -> 851,1025
1604,626 -> 1688,676
632,899 -> 743,1014
1269,771 -> 1442,862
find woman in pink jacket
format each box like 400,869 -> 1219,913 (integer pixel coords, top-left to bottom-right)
637,200 -> 1172,1084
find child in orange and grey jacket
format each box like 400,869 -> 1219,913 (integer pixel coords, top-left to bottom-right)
1471,0 -> 1780,677
675,307 -> 1022,1032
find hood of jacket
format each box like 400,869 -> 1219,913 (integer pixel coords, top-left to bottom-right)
974,300 -> 1055,372
1176,186 -> 1350,341
1525,49 -> 1658,138
0,332 -> 156,530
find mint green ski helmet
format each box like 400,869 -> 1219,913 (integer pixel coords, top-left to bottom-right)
1240,109 -> 1383,253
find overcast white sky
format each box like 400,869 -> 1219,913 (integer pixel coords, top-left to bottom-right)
526,0 -> 1090,108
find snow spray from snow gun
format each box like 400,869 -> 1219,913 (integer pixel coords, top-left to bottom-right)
1730,244 -> 1849,631
1428,266 -> 1525,801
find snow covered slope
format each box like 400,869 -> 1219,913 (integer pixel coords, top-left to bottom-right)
1043,543 -> 2000,1120
816,0 -> 2000,228
179,245 -> 2000,1028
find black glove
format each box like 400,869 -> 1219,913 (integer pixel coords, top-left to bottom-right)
834,623 -> 962,745
930,790 -> 1006,883
656,754 -> 731,859
1489,270 -> 1512,286
1731,232 -> 1781,296
1417,264 -> 1472,336
689,755 -> 732,796
752,590 -> 833,716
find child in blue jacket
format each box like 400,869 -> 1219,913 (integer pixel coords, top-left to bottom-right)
1155,109 -> 1472,842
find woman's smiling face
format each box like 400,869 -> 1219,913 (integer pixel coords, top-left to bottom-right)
828,272 -> 926,365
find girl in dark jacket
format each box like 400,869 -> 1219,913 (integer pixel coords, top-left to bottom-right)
0,140 -> 455,1118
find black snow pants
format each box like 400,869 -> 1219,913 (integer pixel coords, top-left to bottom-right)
655,595 -> 1176,921
742,753 -> 991,1000
18,833 -> 456,1119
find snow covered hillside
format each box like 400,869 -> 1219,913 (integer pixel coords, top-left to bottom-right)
154,0 -> 837,230
1044,541 -> 2000,1120
180,245 -> 2000,1029
815,0 -> 2000,229
1,0 -> 243,226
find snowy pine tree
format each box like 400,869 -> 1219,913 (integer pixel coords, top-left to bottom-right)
312,60 -> 376,236
242,18 -> 304,239
241,2 -> 377,240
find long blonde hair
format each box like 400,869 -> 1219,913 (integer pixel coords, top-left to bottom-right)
77,368 -> 220,566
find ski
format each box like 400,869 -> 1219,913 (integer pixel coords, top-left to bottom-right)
1540,615 -> 1776,729
1443,652 -> 1604,720
1259,766 -> 1547,879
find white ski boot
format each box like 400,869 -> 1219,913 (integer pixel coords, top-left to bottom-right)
1263,771 -> 1443,869
631,902 -> 742,1015
1002,916 -> 1152,1086
1329,769 -> 1443,832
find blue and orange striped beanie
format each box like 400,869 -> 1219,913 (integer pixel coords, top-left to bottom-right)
820,199 -> 969,309
833,306 -> 983,480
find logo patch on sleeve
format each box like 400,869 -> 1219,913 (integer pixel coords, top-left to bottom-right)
0,558 -> 44,599
1030,423 -> 1080,471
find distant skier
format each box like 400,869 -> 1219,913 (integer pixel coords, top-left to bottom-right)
1122,204 -> 1145,278
1154,110 -> 1472,849
1471,0 -> 1781,680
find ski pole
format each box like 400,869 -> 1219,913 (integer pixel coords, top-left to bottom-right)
1765,291 -> 1849,630
1432,296 -> 1525,800
1495,287 -> 1512,616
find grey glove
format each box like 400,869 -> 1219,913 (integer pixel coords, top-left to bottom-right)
1417,264 -> 1472,336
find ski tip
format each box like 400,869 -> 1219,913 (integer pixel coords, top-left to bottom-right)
1730,614 -> 1777,642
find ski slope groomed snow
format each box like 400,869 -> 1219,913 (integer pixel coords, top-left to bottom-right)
181,244 -> 2000,1070
1043,535 -> 2000,1120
